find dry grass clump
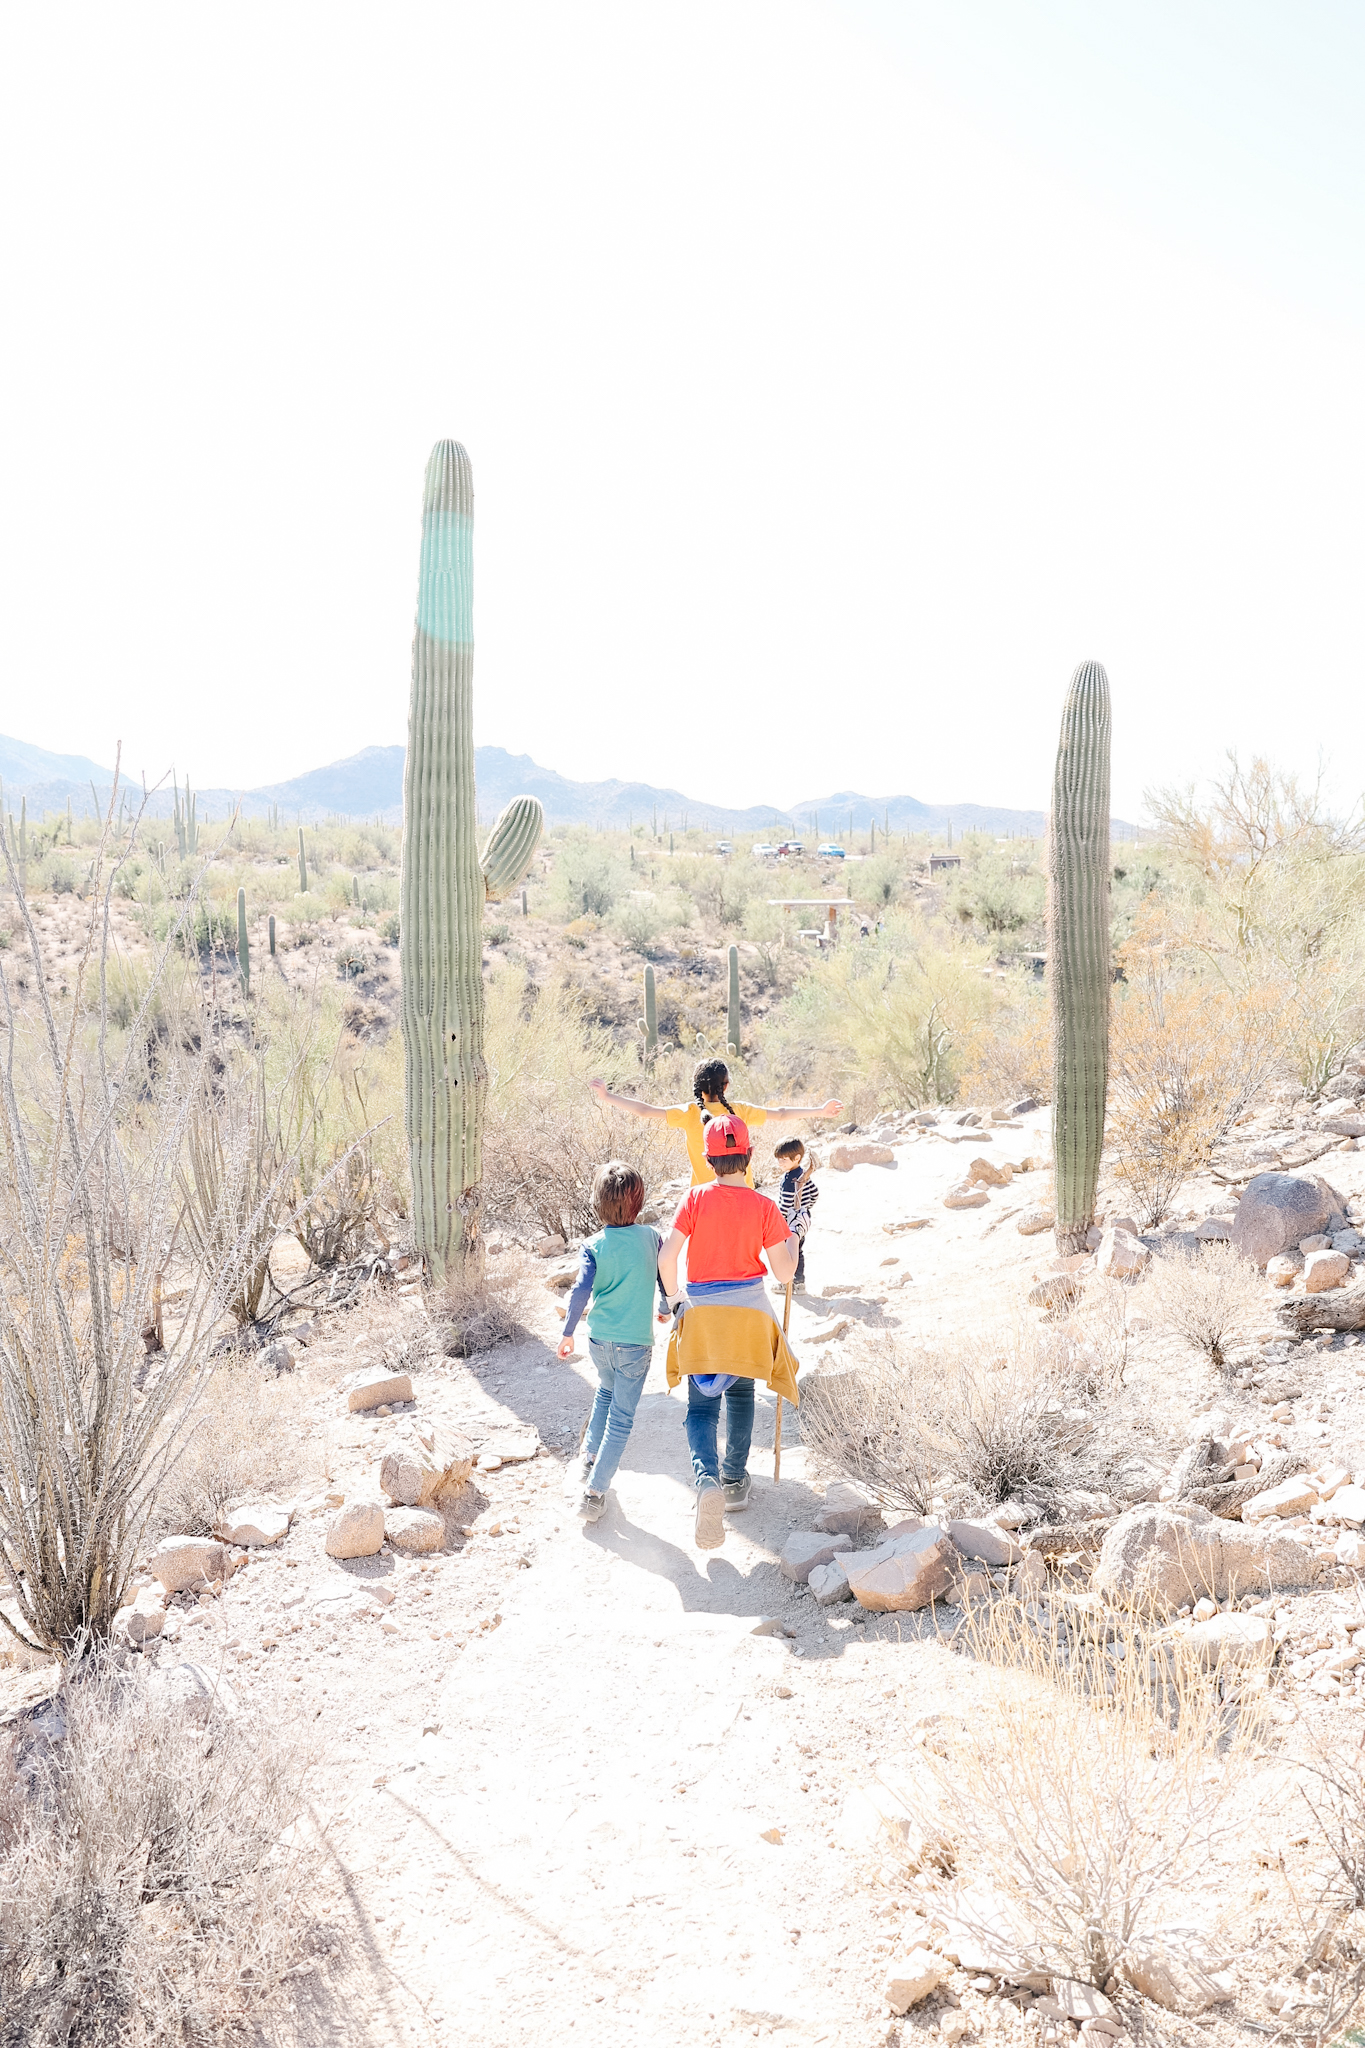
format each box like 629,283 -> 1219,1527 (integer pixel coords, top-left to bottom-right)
0,1656 -> 323,2045
1145,1240 -> 1266,1369
439,1253 -> 532,1357
148,1359 -> 311,1539
893,1598 -> 1254,1996
799,1327 -> 1105,1516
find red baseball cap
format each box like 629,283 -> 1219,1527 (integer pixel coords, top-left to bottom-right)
704,1114 -> 751,1158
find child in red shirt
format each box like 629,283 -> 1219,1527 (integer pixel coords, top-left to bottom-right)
657,1116 -> 797,1548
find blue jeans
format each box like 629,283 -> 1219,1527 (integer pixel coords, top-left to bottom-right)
685,1375 -> 755,1487
584,1341 -> 652,1493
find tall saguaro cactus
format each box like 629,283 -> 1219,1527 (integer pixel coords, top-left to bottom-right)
401,441 -> 486,1277
297,828 -> 308,894
727,944 -> 741,1056
640,964 -> 657,1060
1048,660 -> 1112,1255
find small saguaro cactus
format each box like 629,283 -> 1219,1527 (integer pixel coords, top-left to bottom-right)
297,827 -> 308,894
236,887 -> 250,993
268,913 -> 276,957
639,964 -> 658,1059
479,795 -> 544,902
1048,659 -> 1113,1256
352,874 -> 361,907
727,944 -> 740,1055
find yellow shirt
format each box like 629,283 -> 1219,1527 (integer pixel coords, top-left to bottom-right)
665,1100 -> 770,1187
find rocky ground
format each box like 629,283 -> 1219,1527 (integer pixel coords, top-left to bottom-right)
10,1104 -> 1365,2043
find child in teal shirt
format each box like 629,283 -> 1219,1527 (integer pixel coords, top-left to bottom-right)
557,1160 -> 664,1522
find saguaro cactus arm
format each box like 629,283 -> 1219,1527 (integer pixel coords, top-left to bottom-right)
1048,660 -> 1112,1256
400,440 -> 485,1276
480,795 -> 544,901
639,963 -> 658,1058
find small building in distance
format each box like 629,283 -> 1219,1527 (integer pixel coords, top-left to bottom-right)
928,853 -> 962,874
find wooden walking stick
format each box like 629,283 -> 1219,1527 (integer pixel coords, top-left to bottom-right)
775,1278 -> 793,1482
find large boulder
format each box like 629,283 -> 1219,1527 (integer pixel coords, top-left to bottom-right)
1095,1226 -> 1149,1279
347,1367 -> 415,1413
1305,1249 -> 1352,1293
844,1527 -> 959,1612
380,1425 -> 475,1506
325,1501 -> 385,1559
780,1530 -> 853,1583
385,1507 -> 444,1553
1232,1172 -> 1345,1267
828,1142 -> 895,1170
148,1536 -> 229,1595
1092,1503 -> 1324,1617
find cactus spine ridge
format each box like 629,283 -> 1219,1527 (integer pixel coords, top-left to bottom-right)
1048,659 -> 1112,1256
236,886 -> 250,993
268,913 -> 276,957
641,964 -> 657,1059
479,794 -> 544,902
401,439 -> 484,1277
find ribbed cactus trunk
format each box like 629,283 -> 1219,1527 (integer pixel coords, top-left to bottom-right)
727,944 -> 740,1055
1048,660 -> 1112,1256
268,913 -> 276,957
236,887 -> 249,993
401,440 -> 485,1278
297,828 -> 308,894
640,964 -> 657,1060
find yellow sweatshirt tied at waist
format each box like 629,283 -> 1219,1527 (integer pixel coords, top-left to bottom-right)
664,1283 -> 800,1407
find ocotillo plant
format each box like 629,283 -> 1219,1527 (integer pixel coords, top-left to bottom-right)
297,827 -> 308,894
400,439 -> 483,1276
268,913 -> 276,957
727,944 -> 740,1055
236,887 -> 250,993
1048,659 -> 1112,1255
639,964 -> 658,1059
480,795 -> 543,901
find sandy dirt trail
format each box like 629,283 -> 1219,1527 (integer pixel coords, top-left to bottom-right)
297,1120 -> 1057,2048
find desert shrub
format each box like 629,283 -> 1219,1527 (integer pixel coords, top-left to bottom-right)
482,964 -> 675,1240
0,1655 -> 321,2043
672,853 -> 754,928
767,916 -> 996,1108
439,1254 -> 530,1356
852,853 -> 903,910
1107,967 -> 1281,1225
889,1599 -> 1253,1993
149,1356 -> 309,1538
611,893 -> 665,955
177,1062 -> 290,1327
943,845 -> 1044,938
1145,1240 -> 1266,1368
742,899 -> 788,986
485,919 -> 512,946
334,940 -> 368,979
0,831 -> 299,1656
799,1330 -> 1102,1516
551,834 -> 623,920
380,909 -> 400,945
955,972 -> 1051,1107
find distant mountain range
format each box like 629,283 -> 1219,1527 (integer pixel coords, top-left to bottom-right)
0,733 -> 1137,839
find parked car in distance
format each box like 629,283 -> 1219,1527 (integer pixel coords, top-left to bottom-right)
751,842 -> 778,858
776,840 -> 804,857
712,840 -> 733,855
816,842 -> 846,859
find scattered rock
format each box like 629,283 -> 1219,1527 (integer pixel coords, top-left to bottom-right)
1193,1215 -> 1232,1241
257,1340 -> 296,1375
1337,1532 -> 1365,1566
1095,1227 -> 1149,1279
809,1559 -> 853,1604
348,1368 -> 415,1413
1010,1098 -> 1039,1115
1012,1552 -> 1047,1595
937,1886 -> 1048,1987
1319,1483 -> 1365,1526
780,1530 -> 853,1584
829,1142 -> 896,1170
966,1156 -> 1013,1187
1305,1249 -> 1352,1293
845,1528 -> 959,1612
214,1499 -> 292,1547
1242,1476 -> 1319,1522
1179,1612 -> 1273,1671
484,1432 -> 541,1464
1123,1926 -> 1236,2015
148,1537 -> 230,1596
804,1317 -> 852,1345
1232,1172 -> 1345,1267
883,1950 -> 948,2014
111,1585 -> 167,1648
1053,1984 -> 1119,2023
385,1508 -> 445,1554
533,1234 -> 567,1256
325,1501 -> 386,1559
380,1426 -> 476,1506
814,1483 -> 886,1538
543,1264 -> 578,1293
1016,1209 -> 1055,1236
1028,1273 -> 1082,1310
1267,1256 -> 1300,1287
1300,1233 -> 1333,1253
946,1519 -> 1023,1566
1092,1503 -> 1324,1617
944,1185 -> 989,1210
883,1218 -> 931,1234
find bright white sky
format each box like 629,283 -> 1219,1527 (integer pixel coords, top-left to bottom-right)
2,3 -> 1363,821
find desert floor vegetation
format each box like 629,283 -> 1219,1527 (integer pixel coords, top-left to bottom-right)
8,769 -> 1365,2042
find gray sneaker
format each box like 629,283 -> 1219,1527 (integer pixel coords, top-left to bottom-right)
564,1449 -> 594,1496
694,1478 -> 725,1550
579,1490 -> 609,1524
722,1475 -> 753,1512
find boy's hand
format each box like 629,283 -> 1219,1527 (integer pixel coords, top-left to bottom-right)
557,1335 -> 577,1359
656,1310 -> 671,1324
588,1078 -> 608,1100
818,1099 -> 843,1118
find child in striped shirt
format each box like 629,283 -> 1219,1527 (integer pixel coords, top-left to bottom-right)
774,1138 -> 819,1291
